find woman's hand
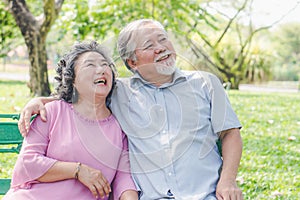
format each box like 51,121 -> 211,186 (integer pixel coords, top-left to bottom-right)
77,164 -> 111,199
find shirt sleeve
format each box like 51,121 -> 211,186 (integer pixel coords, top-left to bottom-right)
111,132 -> 137,199
207,73 -> 242,134
11,110 -> 57,189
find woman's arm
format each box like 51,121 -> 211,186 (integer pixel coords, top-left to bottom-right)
111,133 -> 137,199
37,161 -> 78,182
38,161 -> 111,199
120,190 -> 139,200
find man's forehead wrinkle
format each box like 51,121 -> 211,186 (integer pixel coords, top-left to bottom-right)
135,29 -> 167,46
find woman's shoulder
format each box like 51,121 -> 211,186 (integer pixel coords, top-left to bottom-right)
45,100 -> 71,115
108,114 -> 125,135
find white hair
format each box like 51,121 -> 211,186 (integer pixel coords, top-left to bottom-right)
117,19 -> 166,70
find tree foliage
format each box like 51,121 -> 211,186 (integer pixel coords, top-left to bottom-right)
271,22 -> 300,81
2,0 -> 64,96
2,0 -> 296,93
182,0 -> 278,88
48,0 -> 217,76
0,1 -> 21,59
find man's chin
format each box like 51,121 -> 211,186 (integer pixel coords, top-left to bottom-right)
156,64 -> 176,75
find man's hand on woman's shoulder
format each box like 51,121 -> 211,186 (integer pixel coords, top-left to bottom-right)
18,96 -> 56,136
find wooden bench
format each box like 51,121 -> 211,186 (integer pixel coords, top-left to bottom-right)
0,114 -> 23,195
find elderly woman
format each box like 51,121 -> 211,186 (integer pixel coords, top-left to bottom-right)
3,41 -> 137,200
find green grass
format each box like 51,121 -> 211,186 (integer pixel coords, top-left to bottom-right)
0,80 -> 31,113
228,91 -> 300,199
0,81 -> 299,199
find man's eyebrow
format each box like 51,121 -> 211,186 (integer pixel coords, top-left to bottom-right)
158,33 -> 167,37
141,40 -> 152,47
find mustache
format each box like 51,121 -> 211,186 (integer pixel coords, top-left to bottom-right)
154,50 -> 175,62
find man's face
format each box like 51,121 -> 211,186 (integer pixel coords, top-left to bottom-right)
128,23 -> 176,84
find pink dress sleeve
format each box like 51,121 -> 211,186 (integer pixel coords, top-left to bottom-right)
112,132 -> 136,199
11,111 -> 57,189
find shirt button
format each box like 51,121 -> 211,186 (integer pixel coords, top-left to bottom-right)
168,172 -> 172,176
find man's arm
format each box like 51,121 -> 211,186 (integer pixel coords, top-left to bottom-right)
18,96 -> 58,136
216,128 -> 243,200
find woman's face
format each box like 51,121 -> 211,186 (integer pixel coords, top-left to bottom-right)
73,51 -> 113,102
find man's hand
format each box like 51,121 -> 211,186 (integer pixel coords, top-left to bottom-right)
18,97 -> 48,136
217,128 -> 243,200
216,179 -> 243,200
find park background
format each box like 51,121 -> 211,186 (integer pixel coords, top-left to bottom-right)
0,0 -> 299,199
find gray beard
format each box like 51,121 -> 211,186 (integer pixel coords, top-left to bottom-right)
155,57 -> 176,75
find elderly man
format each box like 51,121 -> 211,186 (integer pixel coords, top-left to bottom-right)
19,19 -> 243,200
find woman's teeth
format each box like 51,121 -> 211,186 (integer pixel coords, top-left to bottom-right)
94,79 -> 106,84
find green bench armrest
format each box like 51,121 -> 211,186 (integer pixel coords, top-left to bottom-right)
0,114 -> 22,195
0,179 -> 11,195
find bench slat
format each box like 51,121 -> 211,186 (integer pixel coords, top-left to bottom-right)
0,179 -> 11,195
0,114 -> 22,195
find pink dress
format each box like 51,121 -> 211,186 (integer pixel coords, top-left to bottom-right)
3,100 -> 136,200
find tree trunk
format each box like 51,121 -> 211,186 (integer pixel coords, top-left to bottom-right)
4,0 -> 64,96
25,34 -> 51,96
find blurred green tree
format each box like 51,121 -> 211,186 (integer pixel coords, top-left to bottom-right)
3,0 -> 296,92
271,22 -> 300,81
0,1 -> 22,62
2,0 -> 64,96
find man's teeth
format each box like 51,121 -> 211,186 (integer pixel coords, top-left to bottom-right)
157,54 -> 169,62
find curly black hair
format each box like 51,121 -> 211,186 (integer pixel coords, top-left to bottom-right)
54,40 -> 116,106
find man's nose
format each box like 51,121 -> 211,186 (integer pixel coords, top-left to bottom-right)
154,42 -> 166,54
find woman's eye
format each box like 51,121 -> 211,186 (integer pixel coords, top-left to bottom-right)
101,63 -> 109,67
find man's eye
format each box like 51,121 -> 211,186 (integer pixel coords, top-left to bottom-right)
144,44 -> 153,50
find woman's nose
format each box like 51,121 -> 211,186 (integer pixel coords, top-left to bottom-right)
96,65 -> 107,74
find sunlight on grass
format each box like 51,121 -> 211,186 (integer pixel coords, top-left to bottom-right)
0,82 -> 299,199
228,90 -> 300,199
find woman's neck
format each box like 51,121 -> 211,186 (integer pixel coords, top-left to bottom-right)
73,98 -> 110,120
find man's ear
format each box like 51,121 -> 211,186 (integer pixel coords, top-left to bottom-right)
126,59 -> 137,70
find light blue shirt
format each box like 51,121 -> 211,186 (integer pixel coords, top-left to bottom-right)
111,69 -> 241,200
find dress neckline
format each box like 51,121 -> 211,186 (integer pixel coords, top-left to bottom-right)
69,104 -> 113,125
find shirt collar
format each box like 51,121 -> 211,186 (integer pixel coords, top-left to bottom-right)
130,68 -> 187,89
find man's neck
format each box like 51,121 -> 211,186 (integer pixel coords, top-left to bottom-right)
136,72 -> 174,87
